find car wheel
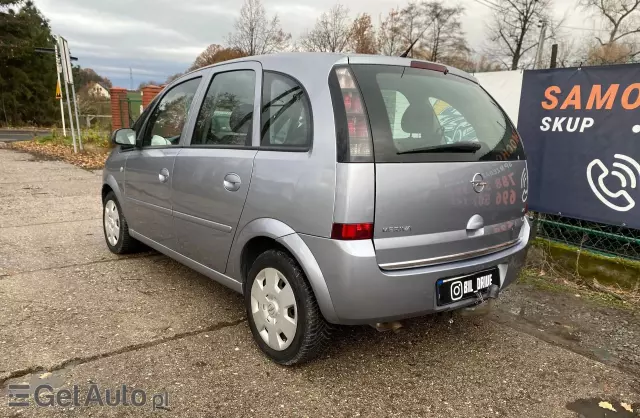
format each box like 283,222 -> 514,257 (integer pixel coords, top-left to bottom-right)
103,191 -> 140,254
245,249 -> 332,365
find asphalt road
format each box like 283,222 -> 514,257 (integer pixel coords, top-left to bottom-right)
0,129 -> 51,142
0,148 -> 638,417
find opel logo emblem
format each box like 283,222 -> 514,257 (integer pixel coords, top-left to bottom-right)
471,173 -> 487,193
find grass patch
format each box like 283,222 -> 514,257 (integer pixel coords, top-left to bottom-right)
522,246 -> 639,310
36,128 -> 111,149
530,238 -> 640,291
519,269 -> 631,310
532,238 -> 640,271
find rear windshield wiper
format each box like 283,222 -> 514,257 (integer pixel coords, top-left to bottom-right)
397,142 -> 482,155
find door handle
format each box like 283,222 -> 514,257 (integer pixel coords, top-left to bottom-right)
224,173 -> 242,192
158,168 -> 170,183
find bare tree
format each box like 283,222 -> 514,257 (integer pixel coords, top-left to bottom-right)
580,0 -> 640,58
378,8 -> 405,55
349,13 -> 377,54
189,44 -> 246,71
588,41 -> 633,64
227,0 -> 291,56
400,2 -> 430,53
300,4 -> 352,52
420,2 -> 468,63
472,55 -> 504,72
539,39 -> 585,68
379,1 -> 467,61
485,0 -> 557,70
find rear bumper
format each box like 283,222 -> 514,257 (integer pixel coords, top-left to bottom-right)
299,218 -> 530,325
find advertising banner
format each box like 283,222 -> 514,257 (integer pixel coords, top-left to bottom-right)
518,64 -> 640,228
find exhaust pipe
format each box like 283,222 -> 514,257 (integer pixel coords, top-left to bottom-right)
372,321 -> 403,333
486,284 -> 500,300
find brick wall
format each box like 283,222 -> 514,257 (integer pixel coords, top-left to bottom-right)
142,85 -> 164,109
110,88 -> 129,130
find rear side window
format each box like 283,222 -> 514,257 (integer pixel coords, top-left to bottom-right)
260,72 -> 311,149
350,65 -> 524,163
192,70 -> 256,147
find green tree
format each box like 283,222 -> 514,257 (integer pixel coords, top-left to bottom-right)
0,0 -> 58,126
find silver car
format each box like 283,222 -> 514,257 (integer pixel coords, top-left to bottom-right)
103,53 -> 530,365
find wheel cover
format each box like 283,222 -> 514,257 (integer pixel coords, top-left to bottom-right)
250,268 -> 298,351
104,200 -> 120,246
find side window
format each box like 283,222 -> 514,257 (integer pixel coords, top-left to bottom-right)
380,89 -> 411,140
428,97 -> 478,144
192,70 -> 256,146
142,78 -> 201,147
261,72 -> 311,148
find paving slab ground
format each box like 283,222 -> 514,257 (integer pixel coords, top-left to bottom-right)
0,149 -> 638,417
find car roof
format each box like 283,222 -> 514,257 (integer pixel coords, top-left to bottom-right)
183,52 -> 478,85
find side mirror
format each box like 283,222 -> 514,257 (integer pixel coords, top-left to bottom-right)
111,128 -> 136,146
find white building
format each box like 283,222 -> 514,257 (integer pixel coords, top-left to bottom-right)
86,82 -> 111,99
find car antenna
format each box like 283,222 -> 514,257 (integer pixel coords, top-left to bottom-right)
399,24 -> 432,58
400,38 -> 419,58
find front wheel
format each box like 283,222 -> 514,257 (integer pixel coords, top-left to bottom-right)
103,191 -> 140,254
245,249 -> 332,365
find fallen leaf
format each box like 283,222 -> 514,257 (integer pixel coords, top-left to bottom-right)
598,401 -> 616,412
39,372 -> 52,379
9,141 -> 109,170
620,402 -> 633,412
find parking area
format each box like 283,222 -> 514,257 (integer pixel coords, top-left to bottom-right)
0,148 -> 638,417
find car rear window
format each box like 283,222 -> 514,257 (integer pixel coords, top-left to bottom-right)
350,64 -> 525,163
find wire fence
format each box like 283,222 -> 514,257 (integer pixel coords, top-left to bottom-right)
535,213 -> 640,261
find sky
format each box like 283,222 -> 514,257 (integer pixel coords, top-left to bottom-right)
32,0 -> 603,89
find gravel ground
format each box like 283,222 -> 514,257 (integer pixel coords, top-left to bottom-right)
0,148 -> 638,417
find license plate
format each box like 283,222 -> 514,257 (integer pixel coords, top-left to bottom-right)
436,268 -> 500,306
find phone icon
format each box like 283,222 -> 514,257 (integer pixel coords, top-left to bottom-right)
586,154 -> 640,212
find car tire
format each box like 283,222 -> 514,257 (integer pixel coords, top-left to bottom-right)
245,249 -> 332,365
103,191 -> 140,254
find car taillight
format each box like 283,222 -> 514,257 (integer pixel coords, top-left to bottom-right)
335,67 -> 373,162
331,223 -> 374,240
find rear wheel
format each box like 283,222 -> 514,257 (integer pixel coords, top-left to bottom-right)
245,249 -> 332,365
103,191 -> 140,254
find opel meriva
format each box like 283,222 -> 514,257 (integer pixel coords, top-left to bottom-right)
103,53 -> 530,365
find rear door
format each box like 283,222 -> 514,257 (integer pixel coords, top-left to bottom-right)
171,62 -> 261,273
350,64 -> 528,270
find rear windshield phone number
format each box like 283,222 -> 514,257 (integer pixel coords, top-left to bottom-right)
491,173 -> 518,206
451,173 -> 518,207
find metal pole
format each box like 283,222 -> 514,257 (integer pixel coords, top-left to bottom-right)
54,44 -> 67,137
57,35 -> 77,153
550,44 -> 558,69
534,22 -> 547,70
70,82 -> 83,151
63,74 -> 77,153
59,90 -> 67,137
